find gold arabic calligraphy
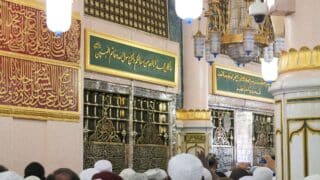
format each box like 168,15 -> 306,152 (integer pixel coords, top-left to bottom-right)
93,42 -> 173,73
0,56 -> 78,111
217,69 -> 269,96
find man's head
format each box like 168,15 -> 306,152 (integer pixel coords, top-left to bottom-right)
168,153 -> 203,180
24,162 -> 45,180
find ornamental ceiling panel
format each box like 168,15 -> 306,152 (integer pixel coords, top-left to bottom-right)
84,0 -> 168,38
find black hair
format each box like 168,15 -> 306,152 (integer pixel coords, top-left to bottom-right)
0,165 -> 8,173
24,162 -> 45,180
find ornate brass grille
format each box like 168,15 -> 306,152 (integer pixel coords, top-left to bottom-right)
253,113 -> 274,148
212,109 -> 234,145
211,109 -> 235,171
84,90 -> 129,143
133,97 -> 169,145
84,0 -> 169,37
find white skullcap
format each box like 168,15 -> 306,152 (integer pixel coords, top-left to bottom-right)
225,170 -> 232,177
119,168 -> 136,180
24,176 -> 40,180
253,167 -> 273,180
240,176 -> 255,180
145,168 -> 167,180
202,168 -> 212,180
128,172 -> 148,180
168,153 -> 203,180
305,174 -> 320,180
79,168 -> 99,180
0,171 -> 23,180
94,160 -> 112,172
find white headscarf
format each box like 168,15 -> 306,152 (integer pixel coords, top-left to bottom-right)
24,176 -> 41,180
119,168 -> 136,180
202,168 -> 212,180
167,153 -> 203,180
0,171 -> 23,180
145,168 -> 167,180
94,160 -> 112,172
305,174 -> 320,180
253,167 -> 273,180
79,168 -> 99,180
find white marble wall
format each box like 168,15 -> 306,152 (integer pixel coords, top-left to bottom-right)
271,70 -> 320,180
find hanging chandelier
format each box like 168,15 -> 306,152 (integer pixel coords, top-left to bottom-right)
192,0 -> 274,66
46,0 -> 73,37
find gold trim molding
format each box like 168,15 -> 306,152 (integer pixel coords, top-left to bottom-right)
279,46 -> 320,74
222,34 -> 269,45
176,109 -> 211,121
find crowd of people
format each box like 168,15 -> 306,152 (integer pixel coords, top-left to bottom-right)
0,153 -> 319,180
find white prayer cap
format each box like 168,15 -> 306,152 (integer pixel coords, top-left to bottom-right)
145,168 -> 167,180
119,168 -> 136,180
0,171 -> 23,180
253,167 -> 273,180
24,176 -> 40,180
305,174 -> 320,180
79,168 -> 99,180
202,168 -> 212,180
128,172 -> 148,180
94,160 -> 112,172
167,153 -> 203,180
240,176 -> 255,180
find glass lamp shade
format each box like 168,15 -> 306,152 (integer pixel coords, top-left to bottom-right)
209,30 -> 221,58
205,41 -> 215,65
46,0 -> 73,37
175,0 -> 203,23
243,28 -> 256,55
261,57 -> 278,83
264,43 -> 274,63
193,31 -> 206,60
273,37 -> 285,57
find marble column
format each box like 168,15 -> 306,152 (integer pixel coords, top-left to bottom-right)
270,1 -> 320,179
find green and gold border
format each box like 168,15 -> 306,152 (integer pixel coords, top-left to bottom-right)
85,29 -> 179,87
212,64 -> 274,103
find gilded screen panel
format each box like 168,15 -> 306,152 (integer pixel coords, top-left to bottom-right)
0,0 -> 81,64
84,0 -> 168,37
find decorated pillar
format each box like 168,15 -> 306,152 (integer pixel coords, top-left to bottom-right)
270,1 -> 320,179
175,7 -> 213,155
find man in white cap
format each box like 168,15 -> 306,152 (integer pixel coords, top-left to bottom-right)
94,160 -> 112,172
127,172 -> 148,180
167,153 -> 203,180
145,168 -> 167,180
253,167 -> 273,180
119,168 -> 136,180
79,168 -> 99,180
305,174 -> 320,180
0,171 -> 23,180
